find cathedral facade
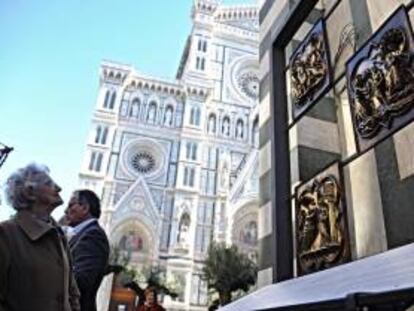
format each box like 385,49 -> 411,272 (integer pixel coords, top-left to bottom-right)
78,1 -> 259,310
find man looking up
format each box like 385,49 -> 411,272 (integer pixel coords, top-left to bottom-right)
66,189 -> 109,311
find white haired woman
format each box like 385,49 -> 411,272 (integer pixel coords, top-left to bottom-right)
0,163 -> 80,311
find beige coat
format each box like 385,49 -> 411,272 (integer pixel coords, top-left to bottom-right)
0,210 -> 80,311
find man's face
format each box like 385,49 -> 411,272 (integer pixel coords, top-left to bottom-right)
33,173 -> 63,210
65,194 -> 89,226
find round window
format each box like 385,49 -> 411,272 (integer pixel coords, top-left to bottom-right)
122,139 -> 165,178
237,72 -> 259,100
131,152 -> 156,174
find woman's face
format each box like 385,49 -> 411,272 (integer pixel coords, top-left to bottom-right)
146,291 -> 155,305
33,173 -> 63,210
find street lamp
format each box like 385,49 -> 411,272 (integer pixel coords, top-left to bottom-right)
0,142 -> 13,170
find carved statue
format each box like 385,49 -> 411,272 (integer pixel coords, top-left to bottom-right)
177,215 -> 190,246
291,31 -> 328,109
208,115 -> 216,133
222,118 -> 230,136
297,175 -> 346,274
219,153 -> 230,190
147,104 -> 157,123
164,106 -> 173,126
130,101 -> 139,118
236,120 -> 244,139
349,24 -> 414,139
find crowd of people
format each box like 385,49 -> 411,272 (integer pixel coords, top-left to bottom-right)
0,163 -> 165,311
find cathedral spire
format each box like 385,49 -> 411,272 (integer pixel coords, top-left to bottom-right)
191,0 -> 220,18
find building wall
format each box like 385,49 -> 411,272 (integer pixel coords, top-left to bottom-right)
259,0 -> 414,286
80,1 -> 261,310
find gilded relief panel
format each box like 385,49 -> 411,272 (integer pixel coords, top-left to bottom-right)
290,19 -> 332,120
295,163 -> 350,275
346,6 -> 414,152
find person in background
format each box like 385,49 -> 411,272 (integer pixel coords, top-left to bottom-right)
0,163 -> 80,311
136,287 -> 166,311
65,189 -> 110,311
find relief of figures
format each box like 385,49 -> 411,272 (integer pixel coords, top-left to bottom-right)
290,20 -> 331,118
296,168 -> 349,275
347,7 -> 414,149
118,230 -> 144,253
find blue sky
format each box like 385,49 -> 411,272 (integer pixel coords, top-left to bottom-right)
0,0 -> 256,221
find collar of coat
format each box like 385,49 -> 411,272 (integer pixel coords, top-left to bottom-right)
16,210 -> 58,241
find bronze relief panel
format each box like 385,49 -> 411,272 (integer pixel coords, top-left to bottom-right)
346,6 -> 414,152
295,163 -> 350,276
290,19 -> 332,120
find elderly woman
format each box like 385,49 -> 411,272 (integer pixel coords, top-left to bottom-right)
0,163 -> 80,311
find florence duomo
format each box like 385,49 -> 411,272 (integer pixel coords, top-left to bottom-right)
78,1 -> 260,309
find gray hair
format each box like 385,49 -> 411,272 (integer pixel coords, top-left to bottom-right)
4,163 -> 50,211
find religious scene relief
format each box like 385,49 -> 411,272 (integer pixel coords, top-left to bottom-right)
290,19 -> 331,119
118,230 -> 144,253
295,164 -> 349,275
347,6 -> 414,151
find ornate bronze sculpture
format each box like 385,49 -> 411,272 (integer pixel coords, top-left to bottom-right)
347,7 -> 414,150
296,172 -> 348,275
290,20 -> 331,118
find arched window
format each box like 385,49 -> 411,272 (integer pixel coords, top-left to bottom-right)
129,98 -> 140,118
192,143 -> 197,160
109,91 -> 116,109
183,167 -> 196,187
236,119 -> 244,139
147,102 -> 157,123
89,152 -> 96,171
95,153 -> 103,172
207,114 -> 216,133
95,126 -> 102,144
186,142 -> 198,160
252,117 -> 259,147
189,167 -> 195,186
190,107 -> 201,126
103,90 -> 110,108
186,142 -> 192,159
101,127 -> 108,145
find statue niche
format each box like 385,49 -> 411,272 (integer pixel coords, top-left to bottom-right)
347,7 -> 414,151
296,173 -> 349,275
177,213 -> 191,248
290,19 -> 331,119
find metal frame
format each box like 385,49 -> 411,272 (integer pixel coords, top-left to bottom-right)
268,0 -> 414,308
269,0 -> 319,282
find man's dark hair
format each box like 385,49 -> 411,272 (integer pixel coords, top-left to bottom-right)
76,189 -> 101,218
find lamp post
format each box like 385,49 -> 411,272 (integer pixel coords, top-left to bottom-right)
0,143 -> 13,170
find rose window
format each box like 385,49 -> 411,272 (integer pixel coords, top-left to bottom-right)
131,152 -> 156,174
237,72 -> 259,100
